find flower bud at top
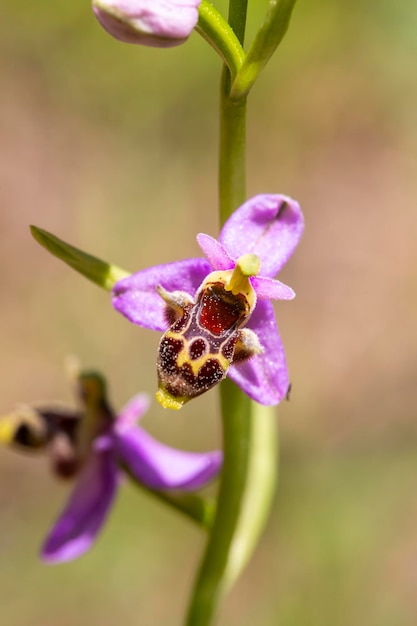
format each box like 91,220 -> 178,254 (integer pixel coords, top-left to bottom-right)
92,0 -> 201,48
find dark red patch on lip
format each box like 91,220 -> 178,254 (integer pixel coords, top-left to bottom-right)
221,336 -> 237,360
197,359 -> 225,389
179,362 -> 195,388
169,306 -> 191,332
189,338 -> 207,360
158,336 -> 184,374
198,283 -> 247,335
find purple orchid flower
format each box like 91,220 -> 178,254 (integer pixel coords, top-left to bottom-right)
92,0 -> 201,48
40,391 -> 221,563
112,194 -> 304,407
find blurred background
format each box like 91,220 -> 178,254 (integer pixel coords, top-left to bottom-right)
1,0 -> 417,624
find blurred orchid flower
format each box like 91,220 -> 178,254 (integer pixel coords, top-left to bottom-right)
0,372 -> 222,563
92,0 -> 201,48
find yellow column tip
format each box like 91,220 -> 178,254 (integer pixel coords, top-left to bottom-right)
156,388 -> 186,411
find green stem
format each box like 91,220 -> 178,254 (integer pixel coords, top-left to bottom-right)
196,2 -> 245,80
145,489 -> 216,529
185,388 -> 278,625
218,0 -> 248,219
125,467 -> 216,529
219,72 -> 247,220
185,2 -> 278,624
185,381 -> 250,625
230,0 -> 299,100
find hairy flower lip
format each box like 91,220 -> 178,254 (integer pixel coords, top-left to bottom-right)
112,195 -> 304,405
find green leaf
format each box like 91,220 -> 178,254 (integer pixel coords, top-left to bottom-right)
222,401 -> 278,589
30,225 -> 130,291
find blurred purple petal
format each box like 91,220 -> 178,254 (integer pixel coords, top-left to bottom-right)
112,258 -> 211,330
251,276 -> 295,301
229,301 -> 289,404
93,0 -> 201,48
41,451 -> 118,564
115,428 -> 222,490
94,434 -> 114,453
196,234 -> 234,270
116,393 -> 151,430
219,194 -> 304,277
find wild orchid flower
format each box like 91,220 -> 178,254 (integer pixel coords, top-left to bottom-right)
113,194 -> 304,409
0,372 -> 221,563
92,0 -> 201,48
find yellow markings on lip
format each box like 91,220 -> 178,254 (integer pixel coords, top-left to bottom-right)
164,330 -> 229,377
179,351 -> 229,377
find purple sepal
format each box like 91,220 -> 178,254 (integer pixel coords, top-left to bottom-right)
251,276 -> 295,300
196,234 -> 234,271
41,451 -> 118,564
114,393 -> 221,490
229,300 -> 289,405
219,194 -> 304,277
115,428 -> 222,490
112,258 -> 211,330
116,393 -> 151,429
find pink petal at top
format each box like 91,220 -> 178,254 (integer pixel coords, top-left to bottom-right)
114,427 -> 222,491
196,234 -> 234,271
251,276 -> 295,300
112,258 -> 211,331
228,300 -> 289,405
41,451 -> 118,563
93,0 -> 201,48
219,194 -> 304,277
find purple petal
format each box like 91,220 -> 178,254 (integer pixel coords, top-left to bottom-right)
114,427 -> 222,490
219,194 -> 304,277
196,234 -> 234,271
116,393 -> 151,430
228,300 -> 289,405
251,276 -> 295,300
112,258 -> 211,331
41,451 -> 118,563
